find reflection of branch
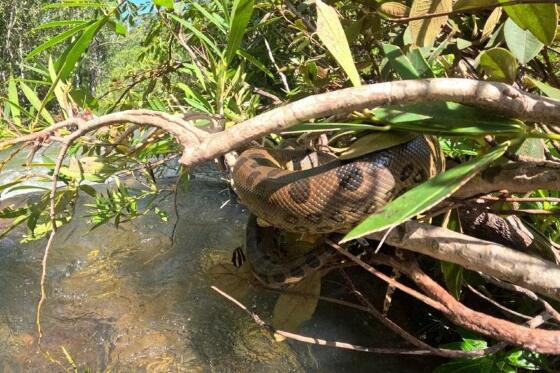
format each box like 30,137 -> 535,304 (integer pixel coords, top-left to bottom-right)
180,78 -> 560,167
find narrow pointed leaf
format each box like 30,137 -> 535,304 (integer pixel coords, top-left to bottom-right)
341,142 -> 509,242
226,0 -> 254,64
7,77 -> 21,126
170,14 -> 221,56
316,0 -> 361,86
26,21 -> 93,60
20,82 -> 54,125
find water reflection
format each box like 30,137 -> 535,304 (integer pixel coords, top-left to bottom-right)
0,176 -> 439,371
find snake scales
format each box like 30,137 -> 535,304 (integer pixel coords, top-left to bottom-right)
232,135 -> 445,288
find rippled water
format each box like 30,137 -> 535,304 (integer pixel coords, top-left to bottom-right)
0,169 -> 440,371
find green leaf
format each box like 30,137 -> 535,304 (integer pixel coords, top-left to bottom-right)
42,2 -> 103,9
26,21 -> 92,60
340,132 -> 417,160
108,20 -> 127,36
480,7 -> 502,42
441,262 -> 463,299
170,14 -> 221,56
283,122 -> 384,133
407,48 -> 435,77
316,0 -> 361,87
477,47 -> 518,83
31,20 -> 87,32
498,1 -> 557,45
341,142 -> 509,242
226,0 -> 254,64
526,77 -> 560,100
504,18 -> 543,64
237,50 -> 274,78
453,0 -> 497,10
7,76 -> 21,127
382,44 -> 420,79
56,17 -> 108,81
20,82 -> 54,125
372,102 -> 526,136
152,0 -> 174,9
191,2 -> 228,34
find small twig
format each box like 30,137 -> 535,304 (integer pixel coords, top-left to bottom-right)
325,239 -> 448,312
486,208 -> 560,216
479,195 -> 560,204
264,38 -> 290,93
479,274 -> 560,324
212,286 -> 435,355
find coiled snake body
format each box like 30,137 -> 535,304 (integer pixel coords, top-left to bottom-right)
232,136 -> 445,288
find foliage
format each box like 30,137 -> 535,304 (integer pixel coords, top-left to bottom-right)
1,0 -> 560,369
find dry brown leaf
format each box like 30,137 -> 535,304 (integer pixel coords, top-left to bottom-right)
409,0 -> 452,47
480,7 -> 502,41
271,272 -> 322,341
208,262 -> 252,300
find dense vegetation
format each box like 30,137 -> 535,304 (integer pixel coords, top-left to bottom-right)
2,0 -> 560,370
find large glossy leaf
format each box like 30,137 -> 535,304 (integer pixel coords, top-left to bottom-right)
504,18 -> 543,64
341,142 -> 510,242
225,0 -> 254,64
409,0 -> 452,47
498,1 -> 557,45
316,0 -> 361,86
26,21 -> 92,60
477,47 -> 518,83
372,102 -> 526,136
7,77 -> 21,127
19,82 -> 54,125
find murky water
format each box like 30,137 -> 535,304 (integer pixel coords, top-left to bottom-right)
0,166 -> 440,371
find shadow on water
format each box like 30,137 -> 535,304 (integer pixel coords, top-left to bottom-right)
0,173 -> 442,371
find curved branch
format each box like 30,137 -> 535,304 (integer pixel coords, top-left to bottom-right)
367,221 -> 560,301
180,78 -> 560,167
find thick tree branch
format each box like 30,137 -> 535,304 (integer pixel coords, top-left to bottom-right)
179,79 -> 560,167
366,221 -> 560,301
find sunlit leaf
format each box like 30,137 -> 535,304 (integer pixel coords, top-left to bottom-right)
7,77 -> 21,127
341,142 -> 510,242
31,20 -> 87,32
526,77 -> 560,100
382,44 -> 420,79
504,18 -> 543,64
340,132 -> 416,160
409,0 -> 452,47
20,82 -> 54,124
477,47 -> 517,83
316,0 -> 361,86
170,14 -> 221,56
152,0 -> 174,9
26,21 -> 92,60
453,0 -> 496,11
377,2 -> 410,19
225,0 -> 254,64
480,7 -> 502,42
498,1 -> 557,45
372,102 -> 526,136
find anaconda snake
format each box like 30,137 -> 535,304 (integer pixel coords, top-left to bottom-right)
232,136 -> 445,288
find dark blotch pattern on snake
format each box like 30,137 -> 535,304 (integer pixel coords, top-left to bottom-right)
233,136 -> 445,288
